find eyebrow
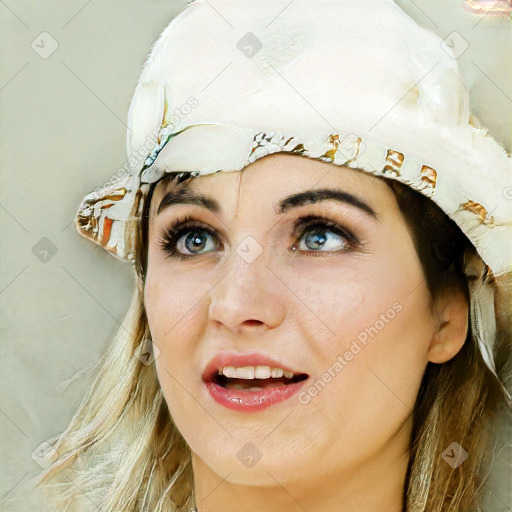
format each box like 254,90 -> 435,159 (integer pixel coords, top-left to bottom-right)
156,187 -> 378,220
277,188 -> 378,220
157,189 -> 220,216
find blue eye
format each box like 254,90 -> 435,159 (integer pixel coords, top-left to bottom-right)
296,226 -> 351,252
157,215 -> 219,260
292,215 -> 357,255
175,229 -> 216,254
157,214 -> 358,261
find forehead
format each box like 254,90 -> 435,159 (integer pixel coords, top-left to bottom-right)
149,153 -> 390,218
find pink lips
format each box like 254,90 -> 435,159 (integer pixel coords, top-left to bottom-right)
202,352 -> 309,412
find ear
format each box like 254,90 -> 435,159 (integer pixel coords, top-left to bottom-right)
427,288 -> 469,364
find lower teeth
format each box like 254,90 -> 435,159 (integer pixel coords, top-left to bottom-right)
226,382 -> 287,391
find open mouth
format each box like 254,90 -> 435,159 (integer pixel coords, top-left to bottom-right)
203,359 -> 311,410
214,373 -> 309,391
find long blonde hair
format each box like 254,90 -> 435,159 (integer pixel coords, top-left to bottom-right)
34,175 -> 512,512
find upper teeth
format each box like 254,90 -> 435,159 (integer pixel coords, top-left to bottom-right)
218,366 -> 294,379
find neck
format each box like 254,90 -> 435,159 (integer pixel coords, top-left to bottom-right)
191,417 -> 412,512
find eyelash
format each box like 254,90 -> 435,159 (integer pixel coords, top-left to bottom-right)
156,214 -> 360,261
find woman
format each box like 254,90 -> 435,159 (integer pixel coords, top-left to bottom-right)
35,0 -> 512,511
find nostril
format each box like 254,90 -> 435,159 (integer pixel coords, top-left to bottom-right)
241,320 -> 265,327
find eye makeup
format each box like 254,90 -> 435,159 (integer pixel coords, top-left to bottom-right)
156,212 -> 362,261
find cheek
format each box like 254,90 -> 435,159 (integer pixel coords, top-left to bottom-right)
144,269 -> 209,423
289,256 -> 432,460
304,234 -> 433,418
144,258 -> 211,339
294,220 -> 429,366
143,257 -> 223,361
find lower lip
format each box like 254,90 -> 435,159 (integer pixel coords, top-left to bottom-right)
205,379 -> 308,412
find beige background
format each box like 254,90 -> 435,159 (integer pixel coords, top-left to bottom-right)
0,0 -> 510,510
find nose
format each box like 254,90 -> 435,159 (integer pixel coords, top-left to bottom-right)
207,244 -> 286,334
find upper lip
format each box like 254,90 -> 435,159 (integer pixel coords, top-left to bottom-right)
202,352 -> 308,383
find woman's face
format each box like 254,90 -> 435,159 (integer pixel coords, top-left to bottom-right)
144,153 -> 441,492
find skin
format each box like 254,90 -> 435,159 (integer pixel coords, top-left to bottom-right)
144,153 -> 468,512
